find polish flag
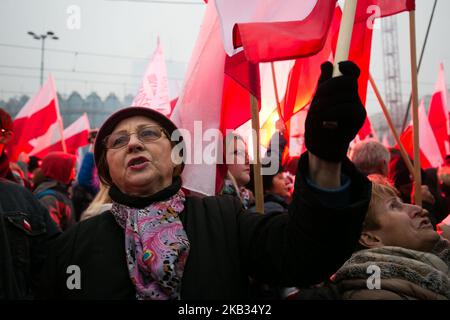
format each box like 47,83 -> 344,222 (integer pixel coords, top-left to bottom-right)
132,37 -> 172,116
400,100 -> 443,169
30,113 -> 90,158
173,0 -> 332,195
215,0 -> 337,63
428,63 -> 449,158
280,5 -> 375,141
62,113 -> 90,155
171,0 -> 344,195
7,75 -> 62,162
171,1 -> 226,196
280,7 -> 340,124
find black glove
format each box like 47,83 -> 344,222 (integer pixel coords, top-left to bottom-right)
305,61 -> 367,162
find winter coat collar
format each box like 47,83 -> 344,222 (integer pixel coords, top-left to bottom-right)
333,245 -> 450,299
108,176 -> 182,209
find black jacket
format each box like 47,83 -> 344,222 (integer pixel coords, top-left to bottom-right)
0,179 -> 59,299
37,154 -> 371,299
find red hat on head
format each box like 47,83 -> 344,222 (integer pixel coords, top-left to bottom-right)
41,151 -> 77,185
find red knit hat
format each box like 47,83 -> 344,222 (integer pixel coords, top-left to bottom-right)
41,151 -> 77,185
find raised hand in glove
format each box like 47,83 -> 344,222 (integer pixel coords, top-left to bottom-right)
305,61 -> 367,162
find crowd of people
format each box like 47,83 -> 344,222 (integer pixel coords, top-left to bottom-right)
1,61 -> 449,300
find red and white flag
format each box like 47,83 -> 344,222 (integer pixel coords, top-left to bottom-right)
28,122 -> 63,158
30,113 -> 90,158
171,1 -> 226,196
400,100 -> 443,169
132,37 -> 172,116
173,0 -> 332,195
428,63 -> 449,158
215,0 -> 337,63
63,113 -> 90,155
171,1 -> 279,195
7,74 -> 63,161
279,4 -> 375,141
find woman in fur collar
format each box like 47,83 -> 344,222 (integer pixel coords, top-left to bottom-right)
333,178 -> 450,300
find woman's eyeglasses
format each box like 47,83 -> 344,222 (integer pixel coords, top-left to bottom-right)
104,125 -> 169,149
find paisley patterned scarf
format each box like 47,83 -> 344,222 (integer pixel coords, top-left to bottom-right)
111,188 -> 190,300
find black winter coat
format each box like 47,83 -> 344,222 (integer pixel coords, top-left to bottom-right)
37,154 -> 371,299
0,179 -> 59,299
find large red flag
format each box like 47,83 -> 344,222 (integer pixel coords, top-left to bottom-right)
428,63 -> 449,158
219,0 -> 341,135
171,1 -> 226,196
280,7 -> 341,122
173,0 -> 336,195
7,74 -> 62,161
215,0 -> 337,63
280,5 -> 375,140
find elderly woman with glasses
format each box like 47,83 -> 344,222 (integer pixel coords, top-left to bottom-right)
38,62 -> 372,300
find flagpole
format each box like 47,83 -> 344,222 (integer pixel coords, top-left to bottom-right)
250,92 -> 264,213
409,10 -> 422,206
333,0 -> 358,76
244,60 -> 264,213
401,0 -> 438,132
369,74 -> 415,178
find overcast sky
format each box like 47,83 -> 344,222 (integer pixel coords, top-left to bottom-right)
0,0 -> 449,117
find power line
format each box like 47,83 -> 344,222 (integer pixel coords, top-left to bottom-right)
0,64 -> 185,81
0,64 -> 141,78
0,43 -> 148,60
0,43 -> 188,64
0,72 -> 140,86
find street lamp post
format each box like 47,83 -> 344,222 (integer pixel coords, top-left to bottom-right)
27,31 -> 59,86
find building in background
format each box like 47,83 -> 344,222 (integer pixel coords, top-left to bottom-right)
0,91 -> 132,129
